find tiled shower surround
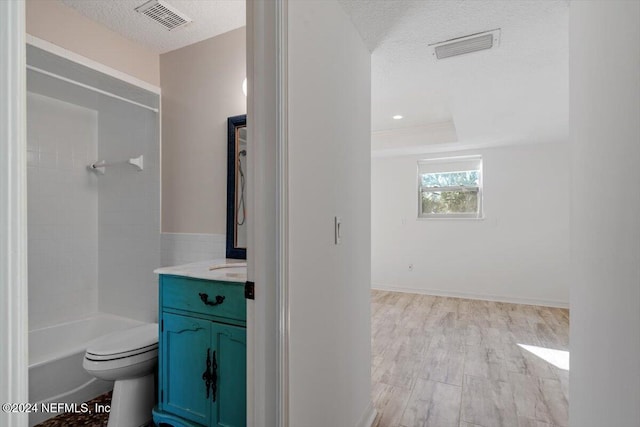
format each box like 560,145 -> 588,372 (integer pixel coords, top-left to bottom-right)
27,93 -> 99,329
27,45 -> 161,329
96,91 -> 160,323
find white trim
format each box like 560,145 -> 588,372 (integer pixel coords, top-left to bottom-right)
246,0 -> 283,425
246,3 -> 254,425
0,1 -> 29,426
372,135 -> 563,158
275,0 -> 289,426
243,2 -> 290,425
26,65 -> 159,113
416,216 -> 485,221
355,401 -> 377,427
158,92 -> 163,235
417,154 -> 484,220
245,2 -> 255,424
26,34 -> 161,95
371,283 -> 570,309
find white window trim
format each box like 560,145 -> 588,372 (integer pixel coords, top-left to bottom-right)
417,156 -> 484,220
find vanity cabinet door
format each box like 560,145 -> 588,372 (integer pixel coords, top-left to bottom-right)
162,313 -> 212,426
211,322 -> 246,427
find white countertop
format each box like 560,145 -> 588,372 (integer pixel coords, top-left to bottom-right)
154,259 -> 247,283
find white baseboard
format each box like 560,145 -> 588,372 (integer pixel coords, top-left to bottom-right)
355,401 -> 377,427
371,283 -> 569,309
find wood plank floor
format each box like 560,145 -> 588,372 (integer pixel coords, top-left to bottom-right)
371,290 -> 569,427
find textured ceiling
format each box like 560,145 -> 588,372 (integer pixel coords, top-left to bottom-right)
60,0 -> 245,54
339,0 -> 569,145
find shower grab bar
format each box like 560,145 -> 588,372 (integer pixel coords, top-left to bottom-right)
26,65 -> 159,114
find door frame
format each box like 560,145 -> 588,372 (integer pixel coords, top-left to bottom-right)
0,1 -> 29,426
1,1 -> 290,426
246,0 -> 290,426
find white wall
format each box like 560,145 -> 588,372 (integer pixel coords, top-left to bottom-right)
569,2 -> 640,426
27,93 -> 99,330
372,141 -> 570,307
371,121 -> 457,154
288,1 -> 373,426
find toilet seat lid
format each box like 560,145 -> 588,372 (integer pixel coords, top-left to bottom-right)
86,323 -> 158,358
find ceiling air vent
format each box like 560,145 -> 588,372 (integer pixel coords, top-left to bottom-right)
430,29 -> 500,60
135,0 -> 193,31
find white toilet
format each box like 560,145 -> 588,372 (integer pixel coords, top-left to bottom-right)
83,323 -> 158,427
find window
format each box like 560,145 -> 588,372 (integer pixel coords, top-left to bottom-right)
418,156 -> 483,218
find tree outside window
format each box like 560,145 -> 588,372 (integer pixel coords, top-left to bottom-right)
418,157 -> 482,218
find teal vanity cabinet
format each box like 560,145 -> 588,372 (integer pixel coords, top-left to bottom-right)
152,272 -> 247,427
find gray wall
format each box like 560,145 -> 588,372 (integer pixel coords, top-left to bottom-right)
569,1 -> 640,425
160,27 -> 246,234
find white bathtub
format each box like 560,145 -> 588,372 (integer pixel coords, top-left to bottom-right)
28,314 -> 146,426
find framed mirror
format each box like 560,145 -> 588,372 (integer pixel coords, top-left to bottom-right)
226,115 -> 247,259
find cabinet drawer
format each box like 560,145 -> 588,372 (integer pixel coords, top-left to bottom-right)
161,275 -> 246,321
